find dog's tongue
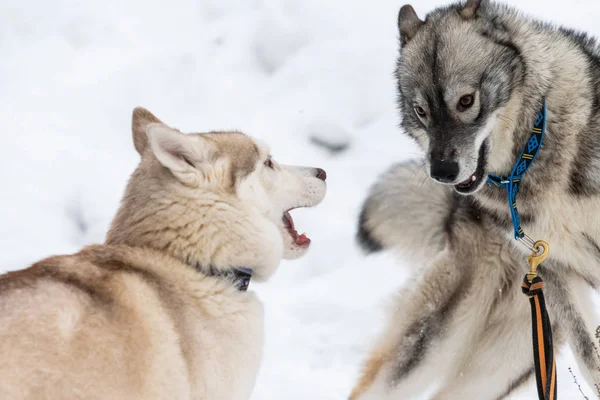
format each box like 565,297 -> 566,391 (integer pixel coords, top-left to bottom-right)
284,211 -> 311,247
295,233 -> 310,246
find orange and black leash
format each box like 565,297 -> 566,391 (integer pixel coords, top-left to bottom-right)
521,241 -> 557,400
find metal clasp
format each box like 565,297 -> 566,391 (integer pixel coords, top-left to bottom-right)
525,240 -> 549,282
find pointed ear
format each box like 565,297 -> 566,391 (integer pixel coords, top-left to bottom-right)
132,107 -> 163,156
147,125 -> 214,187
398,5 -> 424,46
460,0 -> 485,19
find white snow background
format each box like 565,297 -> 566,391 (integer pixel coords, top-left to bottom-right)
1,0 -> 599,398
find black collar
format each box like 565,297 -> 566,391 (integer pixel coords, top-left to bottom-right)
202,265 -> 253,291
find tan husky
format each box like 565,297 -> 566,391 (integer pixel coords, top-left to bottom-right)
0,108 -> 327,400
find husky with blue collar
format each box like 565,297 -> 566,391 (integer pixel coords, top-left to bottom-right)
353,0 -> 600,398
0,108 -> 326,399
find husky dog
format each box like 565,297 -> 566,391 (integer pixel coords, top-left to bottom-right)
352,0 -> 600,398
351,161 -> 600,399
0,108 -> 326,399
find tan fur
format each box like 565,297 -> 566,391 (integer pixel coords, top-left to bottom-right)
204,132 -> 260,182
0,245 -> 262,399
106,130 -> 263,271
0,108 -> 326,399
349,346 -> 393,400
131,107 -> 162,155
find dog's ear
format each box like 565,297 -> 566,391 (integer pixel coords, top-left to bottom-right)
398,5 -> 424,45
147,125 -> 216,187
460,0 -> 485,19
131,107 -> 163,156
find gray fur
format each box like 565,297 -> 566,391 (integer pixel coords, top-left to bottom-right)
357,161 -> 451,266
398,5 -> 425,45
352,161 -> 598,399
493,368 -> 535,400
353,2 -> 600,397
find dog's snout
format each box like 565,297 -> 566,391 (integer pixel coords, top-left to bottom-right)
430,160 -> 459,183
315,168 -> 327,181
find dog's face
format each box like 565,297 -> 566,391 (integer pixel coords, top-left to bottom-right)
124,108 -> 326,278
235,149 -> 328,260
396,0 -> 523,194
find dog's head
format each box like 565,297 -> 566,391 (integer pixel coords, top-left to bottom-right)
395,0 -> 524,194
107,108 -> 326,280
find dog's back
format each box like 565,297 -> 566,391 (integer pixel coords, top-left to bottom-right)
0,245 -> 262,399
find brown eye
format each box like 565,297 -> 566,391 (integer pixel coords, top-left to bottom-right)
414,106 -> 427,118
458,94 -> 475,110
264,158 -> 274,169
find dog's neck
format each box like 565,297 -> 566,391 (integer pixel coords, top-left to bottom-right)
105,174 -> 283,282
487,22 -> 591,185
476,24 -> 594,229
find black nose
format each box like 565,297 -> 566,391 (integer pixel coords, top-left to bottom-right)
430,160 -> 459,183
315,168 -> 327,181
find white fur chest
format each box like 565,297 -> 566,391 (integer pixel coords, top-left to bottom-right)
182,291 -> 265,400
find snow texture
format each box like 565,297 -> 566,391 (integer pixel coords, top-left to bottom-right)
1,0 -> 599,398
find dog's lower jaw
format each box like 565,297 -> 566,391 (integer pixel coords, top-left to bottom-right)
280,222 -> 312,261
453,140 -> 489,195
453,176 -> 488,195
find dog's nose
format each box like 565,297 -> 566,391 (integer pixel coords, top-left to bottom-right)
315,168 -> 327,181
430,160 -> 459,183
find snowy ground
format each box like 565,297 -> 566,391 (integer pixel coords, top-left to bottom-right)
1,0 -> 599,398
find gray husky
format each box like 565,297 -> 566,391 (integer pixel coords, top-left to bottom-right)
352,0 -> 600,398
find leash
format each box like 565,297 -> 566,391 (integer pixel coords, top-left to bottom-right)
522,242 -> 557,400
487,100 -> 557,400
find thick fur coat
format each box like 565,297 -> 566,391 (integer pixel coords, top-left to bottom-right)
0,108 -> 326,399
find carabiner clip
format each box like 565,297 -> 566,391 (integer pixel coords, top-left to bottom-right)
526,240 -> 549,282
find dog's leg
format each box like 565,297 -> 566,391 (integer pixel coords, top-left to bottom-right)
429,272 -> 569,400
430,319 -> 548,400
357,160 -> 454,266
350,253 -> 471,400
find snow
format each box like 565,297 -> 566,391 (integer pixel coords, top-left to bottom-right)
0,0 -> 598,398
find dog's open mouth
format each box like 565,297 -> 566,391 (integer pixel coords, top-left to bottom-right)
282,209 -> 311,247
454,140 -> 488,194
455,169 -> 485,192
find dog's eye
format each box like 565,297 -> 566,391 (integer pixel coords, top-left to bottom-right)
458,95 -> 475,110
264,158 -> 274,169
414,106 -> 427,118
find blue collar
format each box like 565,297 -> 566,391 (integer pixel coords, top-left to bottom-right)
487,100 -> 547,241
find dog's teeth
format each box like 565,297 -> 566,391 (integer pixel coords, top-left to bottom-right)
471,175 -> 477,182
